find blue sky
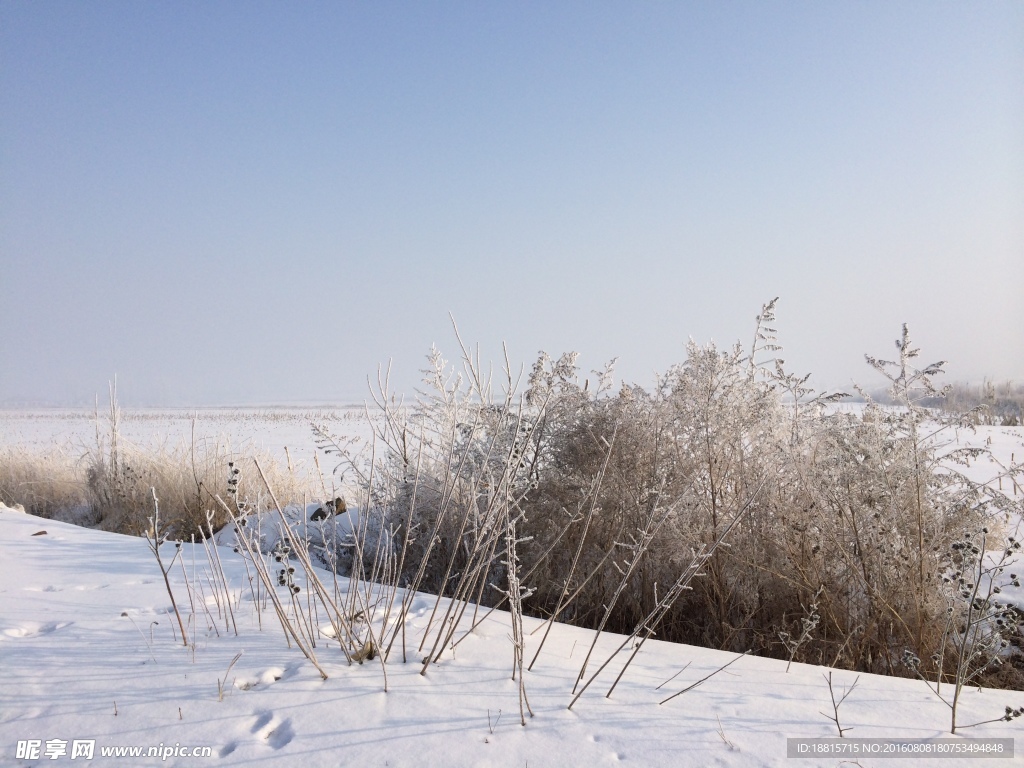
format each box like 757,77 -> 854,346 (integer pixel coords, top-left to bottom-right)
2,2 -> 1021,405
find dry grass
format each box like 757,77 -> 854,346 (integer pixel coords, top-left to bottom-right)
0,445 -> 91,523
3,311 -> 1022,695
300,311 -> 1024,689
0,414 -> 313,540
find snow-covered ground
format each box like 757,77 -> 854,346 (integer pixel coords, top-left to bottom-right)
944,424 -> 1024,493
2,408 -> 1022,766
0,406 -> 376,469
824,403 -> 1024,493
5,406 -> 1019,488
2,505 -> 1023,768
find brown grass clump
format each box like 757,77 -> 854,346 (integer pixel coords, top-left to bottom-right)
1,391 -> 312,540
0,445 -> 91,523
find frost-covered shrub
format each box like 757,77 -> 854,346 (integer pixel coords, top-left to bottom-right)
331,306 -> 1022,687
316,343 -> 549,611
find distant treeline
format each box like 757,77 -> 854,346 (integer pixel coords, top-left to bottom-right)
870,380 -> 1022,426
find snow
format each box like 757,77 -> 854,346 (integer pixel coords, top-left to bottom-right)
2,505 -> 1022,767
2,408 -> 1022,765
0,406 -> 376,473
944,424 -> 1024,492
3,406 -> 1019,497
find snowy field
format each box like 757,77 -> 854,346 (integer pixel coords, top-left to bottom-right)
942,424 -> 1024,495
0,405 -> 376,467
824,404 -> 1024,494
1,408 -> 1023,766
2,505 -> 1023,768
2,405 -> 1020,487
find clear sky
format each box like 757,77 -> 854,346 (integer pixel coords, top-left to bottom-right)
2,2 -> 1022,405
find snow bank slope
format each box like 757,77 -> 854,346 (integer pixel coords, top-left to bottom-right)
0,506 -> 1020,767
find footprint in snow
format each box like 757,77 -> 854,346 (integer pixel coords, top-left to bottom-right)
23,585 -> 62,592
250,712 -> 274,733
235,666 -> 287,691
2,621 -> 72,638
266,720 -> 294,750
219,742 -> 237,757
250,711 -> 294,750
263,666 -> 286,683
